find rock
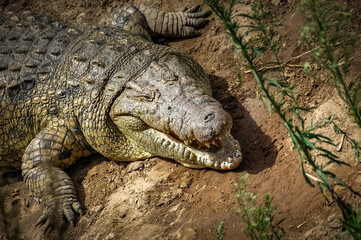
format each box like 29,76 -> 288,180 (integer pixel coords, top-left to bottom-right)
271,0 -> 287,6
89,204 -> 104,213
355,174 -> 361,184
271,0 -> 281,6
24,199 -> 30,208
178,177 -> 192,188
173,227 -> 197,239
304,226 -> 328,240
105,232 -> 115,240
327,213 -> 342,229
126,161 -> 143,172
179,182 -> 188,188
169,203 -> 181,212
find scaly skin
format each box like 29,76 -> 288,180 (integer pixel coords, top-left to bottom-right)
0,5 -> 242,230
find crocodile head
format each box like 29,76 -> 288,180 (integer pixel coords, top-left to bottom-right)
109,53 -> 242,170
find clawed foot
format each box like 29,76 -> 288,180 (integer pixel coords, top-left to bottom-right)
36,197 -> 84,233
178,5 -> 212,37
108,4 -> 212,39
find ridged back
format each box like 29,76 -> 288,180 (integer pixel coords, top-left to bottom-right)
0,11 -> 171,168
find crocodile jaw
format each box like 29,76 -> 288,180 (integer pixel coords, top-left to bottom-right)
139,128 -> 242,170
113,116 -> 242,170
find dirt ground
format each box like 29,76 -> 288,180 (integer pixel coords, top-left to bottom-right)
1,0 -> 361,239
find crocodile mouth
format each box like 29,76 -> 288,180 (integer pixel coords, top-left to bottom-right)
168,130 -> 222,153
148,127 -> 242,170
112,115 -> 242,170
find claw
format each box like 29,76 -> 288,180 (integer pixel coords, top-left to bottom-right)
70,220 -> 75,227
78,207 -> 85,216
185,5 -> 201,13
186,10 -> 212,19
36,209 -> 62,233
64,206 -> 75,223
35,198 -> 83,232
43,222 -> 54,233
182,26 -> 198,37
36,211 -> 48,227
72,201 -> 84,215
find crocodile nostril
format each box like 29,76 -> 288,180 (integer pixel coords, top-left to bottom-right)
204,112 -> 215,122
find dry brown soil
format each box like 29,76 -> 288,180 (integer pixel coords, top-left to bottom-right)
1,0 -> 361,239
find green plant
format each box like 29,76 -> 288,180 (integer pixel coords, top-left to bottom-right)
300,0 -> 361,165
338,205 -> 361,239
217,220 -> 225,240
205,0 -> 360,237
333,123 -> 361,163
299,0 -> 361,235
300,0 -> 361,130
235,174 -> 284,240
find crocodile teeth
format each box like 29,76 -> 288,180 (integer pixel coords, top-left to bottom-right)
184,149 -> 191,159
205,142 -> 210,148
212,139 -> 220,147
162,141 -> 170,148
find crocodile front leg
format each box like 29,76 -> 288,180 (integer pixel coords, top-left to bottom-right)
21,121 -> 91,231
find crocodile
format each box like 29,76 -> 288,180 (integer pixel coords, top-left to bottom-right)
0,5 -> 242,230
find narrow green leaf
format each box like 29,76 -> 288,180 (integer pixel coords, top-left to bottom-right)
300,159 -> 314,187
239,25 -> 263,30
264,97 -> 273,114
317,182 -> 330,201
315,169 -> 332,188
301,135 -> 316,150
251,47 -> 265,56
318,154 -> 339,164
322,157 -> 350,167
316,147 -> 339,159
268,79 -> 283,88
235,13 -> 254,19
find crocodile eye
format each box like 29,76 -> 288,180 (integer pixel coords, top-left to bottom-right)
134,90 -> 155,102
124,82 -> 155,102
